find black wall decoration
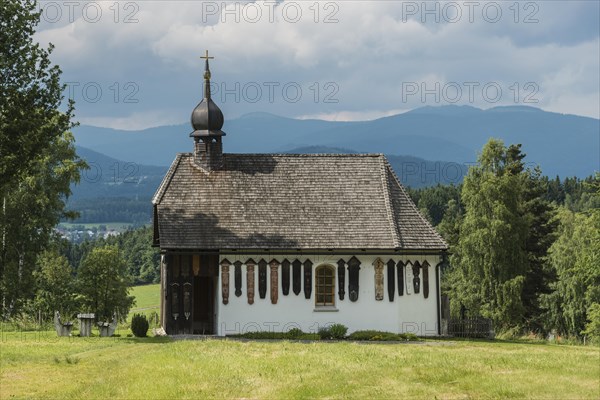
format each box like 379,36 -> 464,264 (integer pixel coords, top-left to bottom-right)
347,256 -> 361,302
397,261 -> 404,296
258,259 -> 267,299
281,259 -> 290,296
303,259 -> 313,299
422,261 -> 430,298
387,259 -> 395,302
292,259 -> 302,295
337,259 -> 346,300
234,260 -> 242,297
183,282 -> 192,319
413,261 -> 421,294
170,283 -> 180,320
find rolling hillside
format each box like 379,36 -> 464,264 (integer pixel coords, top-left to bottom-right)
67,105 -> 598,223
73,105 -> 599,178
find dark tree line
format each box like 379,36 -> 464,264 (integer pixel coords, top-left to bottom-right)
63,197 -> 153,224
28,227 -> 158,321
34,244 -> 134,322
410,174 -> 598,227
410,142 -> 599,339
59,226 -> 160,286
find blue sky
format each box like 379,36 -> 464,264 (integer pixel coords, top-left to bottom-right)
35,0 -> 600,129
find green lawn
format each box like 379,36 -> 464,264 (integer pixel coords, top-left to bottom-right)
128,284 -> 160,321
0,334 -> 598,399
130,284 -> 160,311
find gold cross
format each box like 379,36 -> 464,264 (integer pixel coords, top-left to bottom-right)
200,50 -> 214,61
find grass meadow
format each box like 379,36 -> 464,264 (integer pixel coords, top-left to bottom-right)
129,284 -> 160,317
1,285 -> 598,399
1,332 -> 598,399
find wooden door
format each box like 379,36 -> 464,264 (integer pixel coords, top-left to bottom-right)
193,276 -> 215,334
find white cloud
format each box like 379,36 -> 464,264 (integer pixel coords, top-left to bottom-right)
34,0 -> 600,125
298,108 -> 411,122
78,110 -> 182,130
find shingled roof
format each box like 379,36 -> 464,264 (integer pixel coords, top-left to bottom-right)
152,153 -> 447,251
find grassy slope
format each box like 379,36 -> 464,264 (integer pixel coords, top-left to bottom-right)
128,284 -> 160,322
130,284 -> 160,311
1,334 -> 598,399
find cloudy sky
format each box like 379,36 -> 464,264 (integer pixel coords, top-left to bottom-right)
35,0 -> 599,130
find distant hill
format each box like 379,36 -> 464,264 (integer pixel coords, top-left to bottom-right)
66,144 -> 464,223
65,147 -> 167,223
73,105 -> 599,178
71,146 -> 167,201
71,145 -> 462,202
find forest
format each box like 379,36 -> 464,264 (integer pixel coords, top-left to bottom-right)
64,197 -> 153,224
410,144 -> 599,339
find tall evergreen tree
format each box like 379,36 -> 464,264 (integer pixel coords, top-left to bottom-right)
415,184 -> 462,226
521,167 -> 558,332
437,198 -> 463,250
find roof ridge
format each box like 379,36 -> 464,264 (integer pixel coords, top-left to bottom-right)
383,159 -> 448,249
152,154 -> 185,204
379,157 -> 401,248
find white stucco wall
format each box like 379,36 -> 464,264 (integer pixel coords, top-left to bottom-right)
216,254 -> 441,336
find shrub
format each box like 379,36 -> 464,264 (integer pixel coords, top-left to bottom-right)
369,333 -> 400,341
247,331 -> 278,339
348,330 -> 384,340
318,326 -> 332,340
131,313 -> 149,337
297,333 -> 321,340
286,327 -> 304,339
348,330 -> 420,341
329,323 -> 348,340
398,333 -> 419,341
147,311 -> 160,327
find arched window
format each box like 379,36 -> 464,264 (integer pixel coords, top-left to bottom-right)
315,265 -> 335,306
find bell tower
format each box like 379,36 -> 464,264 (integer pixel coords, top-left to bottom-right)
190,50 -> 226,171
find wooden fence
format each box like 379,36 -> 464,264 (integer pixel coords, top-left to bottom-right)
443,318 -> 494,338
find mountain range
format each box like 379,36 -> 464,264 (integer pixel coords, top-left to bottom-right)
73,105 -> 599,178
70,144 -> 465,203
66,105 -> 598,223
67,144 -> 464,223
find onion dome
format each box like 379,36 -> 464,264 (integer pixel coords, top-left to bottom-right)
190,51 -> 226,138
